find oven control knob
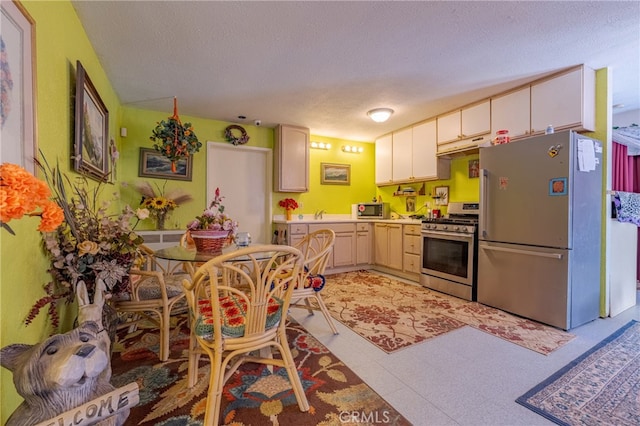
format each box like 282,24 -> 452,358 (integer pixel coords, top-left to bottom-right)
453,226 -> 459,232
442,225 -> 448,230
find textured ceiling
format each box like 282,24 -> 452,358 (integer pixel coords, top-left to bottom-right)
71,1 -> 640,142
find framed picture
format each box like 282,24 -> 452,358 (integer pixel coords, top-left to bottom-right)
321,163 -> 350,185
74,61 -> 109,181
434,186 -> 449,205
406,196 -> 416,212
1,1 -> 36,172
468,159 -> 480,178
139,148 -> 193,181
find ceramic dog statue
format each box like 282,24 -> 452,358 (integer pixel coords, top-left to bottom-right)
0,322 -> 129,426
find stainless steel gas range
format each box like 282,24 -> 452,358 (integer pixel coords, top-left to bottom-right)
420,202 -> 479,301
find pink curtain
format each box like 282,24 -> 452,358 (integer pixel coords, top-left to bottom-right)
612,142 -> 635,191
612,141 -> 640,282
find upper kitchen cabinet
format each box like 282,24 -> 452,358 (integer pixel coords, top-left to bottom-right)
530,65 -> 595,135
375,133 -> 393,185
392,120 -> 450,183
274,124 -> 310,192
437,100 -> 491,155
491,86 -> 531,140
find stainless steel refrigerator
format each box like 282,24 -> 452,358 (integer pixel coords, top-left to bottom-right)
478,130 -> 603,330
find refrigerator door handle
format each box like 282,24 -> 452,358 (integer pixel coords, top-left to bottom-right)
480,168 -> 488,238
480,244 -> 563,259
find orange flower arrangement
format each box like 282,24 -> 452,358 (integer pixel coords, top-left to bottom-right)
0,163 -> 64,234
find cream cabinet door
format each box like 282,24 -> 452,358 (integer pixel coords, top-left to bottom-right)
391,128 -> 412,181
374,224 -> 389,266
437,110 -> 461,145
491,87 -> 531,139
461,100 -> 490,138
387,224 -> 403,270
531,66 -> 595,134
274,124 -> 309,192
356,223 -> 372,265
333,232 -> 356,267
375,134 -> 393,185
411,120 -> 440,180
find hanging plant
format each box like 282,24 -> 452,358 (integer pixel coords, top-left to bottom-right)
150,97 -> 201,173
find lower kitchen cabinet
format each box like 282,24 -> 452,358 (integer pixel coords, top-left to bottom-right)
356,222 -> 372,265
309,223 -> 356,268
274,220 -> 420,275
374,223 -> 403,270
403,225 -> 422,276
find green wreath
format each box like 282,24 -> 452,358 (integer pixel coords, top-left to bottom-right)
225,125 -> 250,145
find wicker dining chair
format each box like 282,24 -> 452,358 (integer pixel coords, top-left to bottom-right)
291,229 -> 339,334
181,244 -> 309,425
113,245 -> 187,362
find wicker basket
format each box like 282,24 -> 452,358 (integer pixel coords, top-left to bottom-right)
190,230 -> 231,254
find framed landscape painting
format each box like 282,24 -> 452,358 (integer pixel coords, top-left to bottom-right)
1,0 -> 36,172
321,163 -> 350,185
139,148 -> 192,181
74,61 -> 109,181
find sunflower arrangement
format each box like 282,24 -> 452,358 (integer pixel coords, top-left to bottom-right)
134,180 -> 192,229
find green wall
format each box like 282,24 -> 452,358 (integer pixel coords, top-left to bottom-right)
1,1 -> 122,420
291,136 -> 376,215
377,154 -> 480,216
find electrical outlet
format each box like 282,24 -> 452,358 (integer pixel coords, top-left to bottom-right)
299,201 -> 303,209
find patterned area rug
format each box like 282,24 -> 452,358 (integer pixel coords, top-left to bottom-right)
516,320 -> 640,425
322,270 -> 574,354
110,314 -> 410,425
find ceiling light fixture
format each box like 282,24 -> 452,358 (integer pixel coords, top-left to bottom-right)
367,108 -> 394,123
342,145 -> 363,153
310,141 -> 331,150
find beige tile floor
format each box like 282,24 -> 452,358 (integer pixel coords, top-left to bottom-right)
289,279 -> 640,426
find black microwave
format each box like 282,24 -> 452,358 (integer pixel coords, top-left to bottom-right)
357,203 -> 390,219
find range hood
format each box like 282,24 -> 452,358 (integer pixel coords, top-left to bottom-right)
436,134 -> 492,157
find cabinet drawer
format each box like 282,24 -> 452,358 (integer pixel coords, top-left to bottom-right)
403,253 -> 421,274
290,224 -> 308,234
403,224 -> 422,236
309,223 -> 355,233
356,222 -> 371,232
403,234 -> 421,255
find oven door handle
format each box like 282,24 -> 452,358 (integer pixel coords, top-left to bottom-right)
422,230 -> 474,240
480,244 -> 563,259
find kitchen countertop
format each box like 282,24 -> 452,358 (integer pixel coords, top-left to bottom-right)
272,214 -> 423,225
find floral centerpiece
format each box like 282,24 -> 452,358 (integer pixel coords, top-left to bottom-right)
187,187 -> 238,253
27,157 -> 147,331
132,180 -> 192,229
0,163 -> 64,234
279,197 -> 298,221
149,97 -> 201,173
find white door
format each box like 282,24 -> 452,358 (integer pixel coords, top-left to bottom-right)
207,142 -> 272,244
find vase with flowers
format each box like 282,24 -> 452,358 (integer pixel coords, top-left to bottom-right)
0,163 -> 64,235
279,198 -> 298,221
187,187 -> 238,253
26,157 -> 147,332
132,180 -> 192,229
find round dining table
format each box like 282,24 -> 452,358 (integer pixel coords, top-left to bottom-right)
153,243 -> 280,276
